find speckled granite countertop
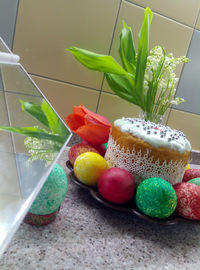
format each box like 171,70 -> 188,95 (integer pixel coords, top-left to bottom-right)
1,147 -> 200,270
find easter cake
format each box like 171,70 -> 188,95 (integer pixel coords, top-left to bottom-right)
105,117 -> 191,185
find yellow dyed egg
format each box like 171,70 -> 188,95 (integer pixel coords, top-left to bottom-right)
186,164 -> 190,170
74,152 -> 109,186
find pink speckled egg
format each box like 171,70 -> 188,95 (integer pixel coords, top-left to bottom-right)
182,169 -> 200,182
174,182 -> 200,220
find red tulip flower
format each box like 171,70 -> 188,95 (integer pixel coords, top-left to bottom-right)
65,104 -> 111,145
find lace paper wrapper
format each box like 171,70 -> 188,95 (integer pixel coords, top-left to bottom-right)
105,136 -> 186,185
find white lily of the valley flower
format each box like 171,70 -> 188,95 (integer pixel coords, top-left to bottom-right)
171,97 -> 185,105
143,45 -> 189,121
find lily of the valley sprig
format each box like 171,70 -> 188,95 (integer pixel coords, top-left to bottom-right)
143,46 -> 189,122
0,99 -> 70,165
66,7 -> 189,123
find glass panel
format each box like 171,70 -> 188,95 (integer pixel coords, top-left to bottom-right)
0,69 -> 3,91
0,38 -> 11,53
1,64 -> 42,96
0,39 -> 72,257
0,92 -> 12,152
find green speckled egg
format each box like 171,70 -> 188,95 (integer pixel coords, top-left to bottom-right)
29,163 -> 68,215
189,178 -> 200,186
135,178 -> 177,219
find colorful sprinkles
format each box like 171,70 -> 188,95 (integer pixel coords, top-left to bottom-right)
114,117 -> 191,153
126,118 -> 185,140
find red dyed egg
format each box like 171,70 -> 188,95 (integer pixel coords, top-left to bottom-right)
174,182 -> 200,220
98,168 -> 135,204
182,169 -> 200,182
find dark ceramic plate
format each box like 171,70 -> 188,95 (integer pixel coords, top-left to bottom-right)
66,160 -> 197,226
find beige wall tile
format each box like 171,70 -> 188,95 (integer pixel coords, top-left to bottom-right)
103,2 -> 193,93
31,75 -> 100,121
196,12 -> 200,30
128,0 -> 200,27
97,92 -> 140,124
13,0 -> 120,90
167,109 -> 200,151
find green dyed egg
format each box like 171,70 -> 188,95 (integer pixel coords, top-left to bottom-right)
188,178 -> 200,186
135,178 -> 177,219
29,163 -> 68,215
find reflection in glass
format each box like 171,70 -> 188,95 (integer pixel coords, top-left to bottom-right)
1,97 -> 70,162
0,38 -> 71,257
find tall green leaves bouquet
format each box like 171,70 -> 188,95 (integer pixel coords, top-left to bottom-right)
66,7 -> 189,123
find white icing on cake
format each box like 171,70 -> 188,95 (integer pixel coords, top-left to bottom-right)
114,117 -> 191,154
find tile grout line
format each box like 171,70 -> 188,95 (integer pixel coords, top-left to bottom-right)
11,0 -> 20,52
169,107 -> 200,117
3,89 -> 42,98
125,0 -> 196,29
29,73 -> 101,93
95,0 -> 122,114
193,6 -> 200,29
29,73 -> 120,100
165,104 -> 200,127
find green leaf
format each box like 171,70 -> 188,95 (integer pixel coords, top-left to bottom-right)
105,73 -> 134,94
119,21 -> 136,74
66,47 -> 127,75
135,7 -> 153,105
41,100 -> 67,137
0,126 -> 65,144
20,100 -> 49,128
105,73 -> 140,105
